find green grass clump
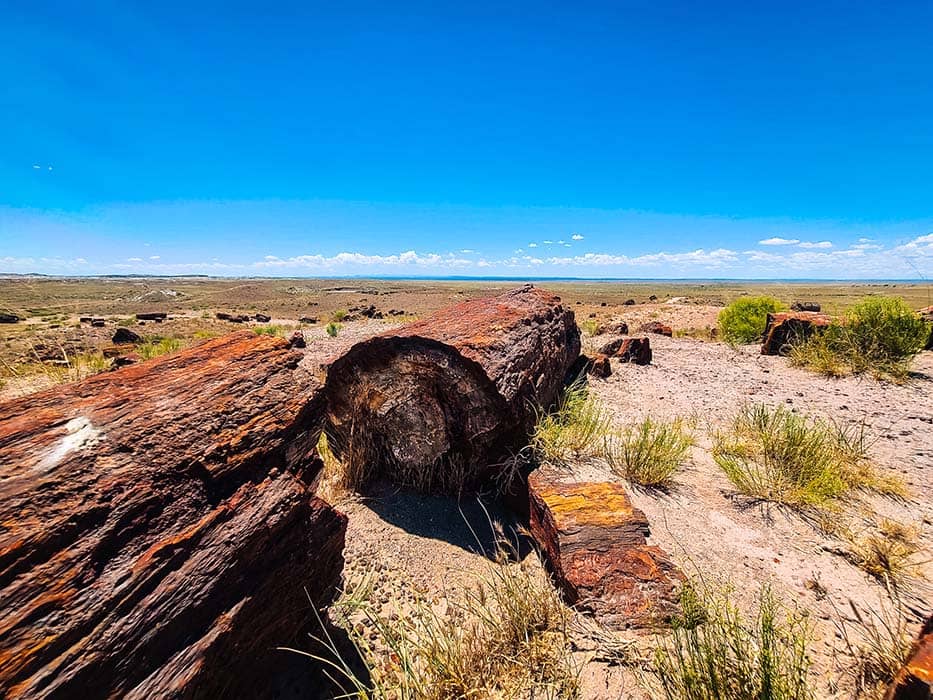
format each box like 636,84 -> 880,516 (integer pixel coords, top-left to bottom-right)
325,322 -> 342,337
532,379 -> 611,466
331,309 -> 348,322
579,318 -> 600,336
790,297 -> 929,381
137,337 -> 183,360
254,324 -> 285,336
718,296 -> 786,345
294,544 -> 579,699
712,404 -> 904,509
604,417 -> 693,487
653,584 -> 813,700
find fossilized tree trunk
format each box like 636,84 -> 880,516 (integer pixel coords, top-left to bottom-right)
0,332 -> 345,699
322,285 -> 581,487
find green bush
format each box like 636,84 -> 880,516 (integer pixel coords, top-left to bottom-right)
791,297 -> 928,380
325,321 -> 341,337
718,296 -> 786,345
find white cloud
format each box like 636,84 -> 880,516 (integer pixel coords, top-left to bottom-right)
798,241 -> 832,249
542,240 -> 553,244
127,257 -> 143,262
858,237 -> 873,243
527,242 -> 538,248
850,243 -> 881,250
571,234 -> 584,240
149,255 -> 160,260
460,249 -> 475,254
759,237 -> 800,246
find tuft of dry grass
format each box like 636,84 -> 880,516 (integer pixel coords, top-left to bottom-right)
293,543 -> 580,699
840,518 -> 924,587
652,583 -> 814,700
712,404 -> 905,509
834,595 -> 917,698
532,379 -> 611,467
604,416 -> 694,487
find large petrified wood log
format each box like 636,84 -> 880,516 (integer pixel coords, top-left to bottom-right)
322,285 -> 580,486
0,331 -> 346,699
524,469 -> 683,628
885,614 -> 933,700
760,311 -> 833,355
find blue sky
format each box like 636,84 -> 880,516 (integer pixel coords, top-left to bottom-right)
2,1 -> 932,278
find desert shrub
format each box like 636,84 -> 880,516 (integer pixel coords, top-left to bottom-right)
325,321 -> 341,337
116,316 -> 136,327
254,324 -> 285,336
604,417 -> 693,487
532,379 -> 611,466
791,297 -> 929,380
653,584 -> 813,700
712,404 -> 903,508
718,296 -> 786,345
331,309 -> 348,322
295,544 -> 579,699
579,318 -> 600,336
137,337 -> 183,360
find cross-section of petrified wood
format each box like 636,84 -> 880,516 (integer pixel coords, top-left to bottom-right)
0,331 -> 346,699
526,470 -> 683,628
885,614 -> 933,700
323,285 -> 580,485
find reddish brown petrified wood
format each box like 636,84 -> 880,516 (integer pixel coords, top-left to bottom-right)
526,470 -> 683,628
323,285 -> 580,483
0,332 -> 345,699
885,615 -> 933,700
760,311 -> 833,355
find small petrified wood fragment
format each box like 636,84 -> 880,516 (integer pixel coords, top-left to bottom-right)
323,285 -> 580,486
760,311 -> 833,355
0,331 -> 345,699
885,614 -> 933,700
526,470 -> 683,628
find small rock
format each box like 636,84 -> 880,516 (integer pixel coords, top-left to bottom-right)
298,316 -> 319,324
623,299 -> 636,306
638,321 -> 673,337
288,331 -> 306,349
91,318 -> 106,327
0,312 -> 20,324
112,327 -> 142,344
253,313 -> 272,323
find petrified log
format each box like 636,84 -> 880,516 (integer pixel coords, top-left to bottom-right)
0,331 -> 346,699
791,301 -> 821,312
525,470 -> 683,628
136,312 -> 167,321
112,327 -> 142,344
885,614 -> 932,699
617,337 -> 652,365
761,311 -> 833,355
637,321 -> 672,337
0,312 -> 19,324
322,285 -> 580,487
